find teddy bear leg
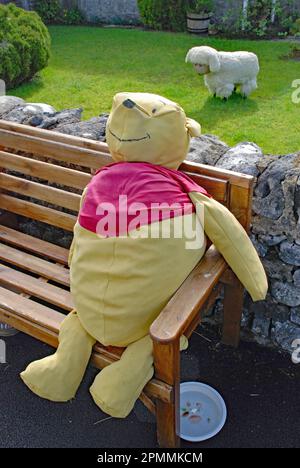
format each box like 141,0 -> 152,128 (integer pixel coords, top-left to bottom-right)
90,335 -> 189,418
90,335 -> 154,418
20,311 -> 96,402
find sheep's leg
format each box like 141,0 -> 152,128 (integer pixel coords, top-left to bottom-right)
215,84 -> 235,100
204,76 -> 217,97
241,79 -> 257,98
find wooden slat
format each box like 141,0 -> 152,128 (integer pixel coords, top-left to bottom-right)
139,392 -> 156,415
0,308 -> 61,348
229,183 -> 254,232
0,225 -> 69,264
150,246 -> 227,343
0,243 -> 70,286
0,194 -> 76,231
0,150 -> 91,189
0,285 -> 64,332
0,119 -> 111,155
0,264 -> 73,310
183,172 -> 229,204
0,300 -> 118,371
0,128 -> 111,169
0,172 -> 81,211
94,342 -> 124,360
180,160 -> 254,189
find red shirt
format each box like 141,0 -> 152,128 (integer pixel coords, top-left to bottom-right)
79,162 -> 210,237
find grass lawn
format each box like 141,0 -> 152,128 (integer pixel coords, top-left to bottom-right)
9,26 -> 300,154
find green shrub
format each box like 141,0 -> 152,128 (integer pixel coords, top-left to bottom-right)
245,0 -> 273,37
0,3 -> 51,89
61,7 -> 85,25
33,0 -> 61,24
137,0 -> 187,32
290,18 -> 300,35
33,0 -> 85,25
187,0 -> 214,14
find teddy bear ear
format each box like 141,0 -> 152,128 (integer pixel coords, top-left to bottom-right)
186,118 -> 201,137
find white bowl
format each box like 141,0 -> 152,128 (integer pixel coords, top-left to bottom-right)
180,382 -> 227,442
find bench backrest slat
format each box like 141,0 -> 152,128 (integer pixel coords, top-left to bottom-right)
0,120 -> 254,232
0,119 -> 109,154
0,150 -> 91,189
181,161 -> 254,230
183,172 -> 229,204
0,128 -> 111,169
0,224 -> 69,263
0,193 -> 76,231
0,172 -> 81,212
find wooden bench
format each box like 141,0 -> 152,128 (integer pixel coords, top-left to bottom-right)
0,119 -> 254,447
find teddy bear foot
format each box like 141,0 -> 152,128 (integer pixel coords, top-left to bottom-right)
90,335 -> 155,418
90,364 -> 154,418
89,334 -> 189,418
20,355 -> 77,402
20,311 -> 96,402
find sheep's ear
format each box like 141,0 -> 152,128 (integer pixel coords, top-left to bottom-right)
185,50 -> 192,63
186,118 -> 201,137
209,51 -> 221,73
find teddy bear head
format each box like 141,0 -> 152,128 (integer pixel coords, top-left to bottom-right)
106,92 -> 201,169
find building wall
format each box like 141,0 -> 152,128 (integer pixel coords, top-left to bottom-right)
68,0 -> 140,23
1,1 -> 299,25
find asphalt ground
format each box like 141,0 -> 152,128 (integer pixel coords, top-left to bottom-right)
0,323 -> 299,448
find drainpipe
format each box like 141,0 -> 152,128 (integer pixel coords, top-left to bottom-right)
271,0 -> 277,23
242,0 -> 249,31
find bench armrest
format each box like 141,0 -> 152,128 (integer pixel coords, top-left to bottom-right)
150,245 -> 227,344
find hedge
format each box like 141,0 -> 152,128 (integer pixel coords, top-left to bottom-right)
0,3 -> 51,89
33,0 -> 85,25
137,0 -> 187,32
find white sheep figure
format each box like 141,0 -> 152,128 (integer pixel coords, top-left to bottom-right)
185,46 -> 259,99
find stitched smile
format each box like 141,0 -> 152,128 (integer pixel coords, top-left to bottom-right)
109,128 -> 151,142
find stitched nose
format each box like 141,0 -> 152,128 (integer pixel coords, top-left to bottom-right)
123,99 -> 136,109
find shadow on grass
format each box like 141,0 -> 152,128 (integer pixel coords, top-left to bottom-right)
189,92 -> 259,128
200,93 -> 259,121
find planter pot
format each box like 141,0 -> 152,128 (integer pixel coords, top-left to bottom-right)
187,12 -> 212,34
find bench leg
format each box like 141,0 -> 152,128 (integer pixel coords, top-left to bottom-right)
222,277 -> 244,347
153,340 -> 180,448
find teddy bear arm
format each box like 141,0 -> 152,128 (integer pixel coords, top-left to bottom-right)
189,192 -> 268,302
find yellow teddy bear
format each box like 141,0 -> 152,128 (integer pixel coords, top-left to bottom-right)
21,92 -> 268,418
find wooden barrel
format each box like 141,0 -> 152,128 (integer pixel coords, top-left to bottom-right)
187,12 -> 212,34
